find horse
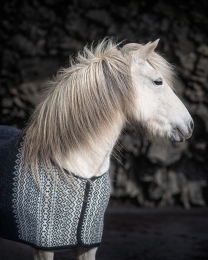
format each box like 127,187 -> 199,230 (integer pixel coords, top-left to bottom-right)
0,38 -> 194,260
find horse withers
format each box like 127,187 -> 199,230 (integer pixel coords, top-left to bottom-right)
0,38 -> 193,260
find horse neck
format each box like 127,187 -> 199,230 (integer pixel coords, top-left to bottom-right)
60,116 -> 124,178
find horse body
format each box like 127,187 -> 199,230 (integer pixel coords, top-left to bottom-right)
0,38 -> 193,260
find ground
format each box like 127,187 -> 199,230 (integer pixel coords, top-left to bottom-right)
1,206 -> 208,260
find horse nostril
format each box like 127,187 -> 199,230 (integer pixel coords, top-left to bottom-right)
190,120 -> 194,131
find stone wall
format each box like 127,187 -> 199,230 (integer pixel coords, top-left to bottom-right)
1,0 -> 208,207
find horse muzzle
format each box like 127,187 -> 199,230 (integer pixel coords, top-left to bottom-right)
170,119 -> 194,142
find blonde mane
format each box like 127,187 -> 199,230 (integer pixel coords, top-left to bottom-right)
22,38 -> 134,184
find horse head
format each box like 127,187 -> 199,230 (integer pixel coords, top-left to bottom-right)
122,39 -> 194,142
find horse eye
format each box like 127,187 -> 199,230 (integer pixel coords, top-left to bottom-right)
154,78 -> 163,86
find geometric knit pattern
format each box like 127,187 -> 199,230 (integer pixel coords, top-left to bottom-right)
81,174 -> 111,245
0,126 -> 111,250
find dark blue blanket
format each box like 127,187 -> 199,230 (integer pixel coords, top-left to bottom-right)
0,125 -> 22,245
0,125 -> 110,250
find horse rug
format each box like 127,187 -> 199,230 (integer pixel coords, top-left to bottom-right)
0,125 -> 111,250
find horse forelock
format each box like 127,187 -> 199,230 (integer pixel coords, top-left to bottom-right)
122,43 -> 175,88
22,38 -> 134,184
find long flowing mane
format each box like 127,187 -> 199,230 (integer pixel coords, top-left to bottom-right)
22,38 -> 134,184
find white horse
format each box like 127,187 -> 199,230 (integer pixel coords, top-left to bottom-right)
0,38 -> 193,260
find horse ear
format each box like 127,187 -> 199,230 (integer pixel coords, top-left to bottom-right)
145,39 -> 160,53
137,39 -> 160,60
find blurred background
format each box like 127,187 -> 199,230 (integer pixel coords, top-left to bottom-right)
0,0 -> 208,259
1,0 -> 208,209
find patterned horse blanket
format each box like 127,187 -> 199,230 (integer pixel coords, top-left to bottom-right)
0,125 -> 111,250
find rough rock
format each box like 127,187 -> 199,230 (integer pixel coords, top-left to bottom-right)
147,142 -> 188,166
1,0 -> 208,207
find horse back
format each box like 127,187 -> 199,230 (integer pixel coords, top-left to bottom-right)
0,125 -> 21,142
0,126 -> 22,241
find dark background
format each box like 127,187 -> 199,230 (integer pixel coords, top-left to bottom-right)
1,0 -> 208,208
1,1 -> 208,259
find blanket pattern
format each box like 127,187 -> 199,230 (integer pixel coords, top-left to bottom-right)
0,125 -> 110,250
